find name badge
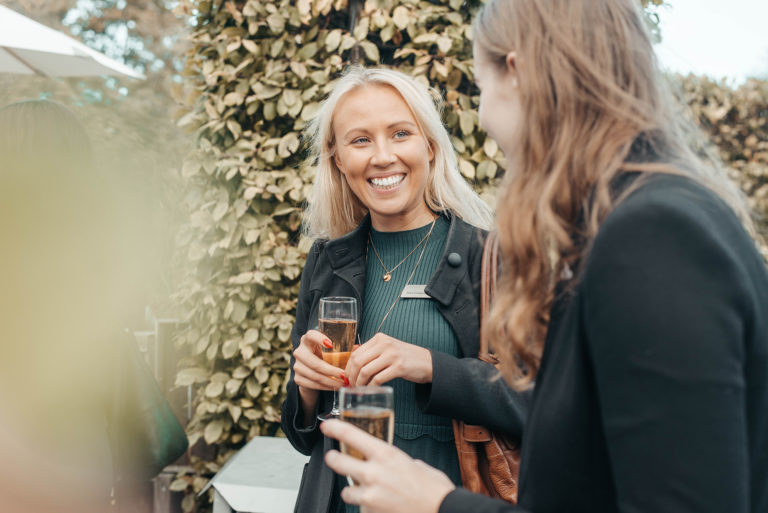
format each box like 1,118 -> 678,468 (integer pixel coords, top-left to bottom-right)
400,284 -> 430,299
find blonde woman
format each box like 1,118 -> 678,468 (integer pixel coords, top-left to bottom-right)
321,1 -> 768,513
281,67 -> 527,513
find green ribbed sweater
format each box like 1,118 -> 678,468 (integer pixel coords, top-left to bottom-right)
339,217 -> 462,513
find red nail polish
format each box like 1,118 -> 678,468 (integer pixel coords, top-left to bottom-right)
343,376 -> 350,387
323,339 -> 333,349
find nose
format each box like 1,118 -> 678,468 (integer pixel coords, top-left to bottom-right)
371,140 -> 396,167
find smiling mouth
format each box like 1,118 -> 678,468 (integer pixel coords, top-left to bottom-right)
368,174 -> 405,190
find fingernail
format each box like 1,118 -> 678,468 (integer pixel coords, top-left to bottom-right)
343,376 -> 350,387
323,339 -> 333,349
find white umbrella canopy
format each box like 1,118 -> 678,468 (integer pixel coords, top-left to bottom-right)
0,5 -> 144,79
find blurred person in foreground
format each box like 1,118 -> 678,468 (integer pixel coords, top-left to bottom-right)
0,99 -> 152,512
319,1 -> 768,512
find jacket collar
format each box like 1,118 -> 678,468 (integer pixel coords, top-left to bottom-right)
324,215 -> 371,270
323,213 -> 475,307
424,213 -> 474,306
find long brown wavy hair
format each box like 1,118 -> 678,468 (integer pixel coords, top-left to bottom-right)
474,0 -> 754,389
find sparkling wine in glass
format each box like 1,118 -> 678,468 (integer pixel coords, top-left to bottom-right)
318,296 -> 357,420
339,386 -> 394,485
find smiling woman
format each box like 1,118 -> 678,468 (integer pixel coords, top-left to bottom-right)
281,67 -> 528,513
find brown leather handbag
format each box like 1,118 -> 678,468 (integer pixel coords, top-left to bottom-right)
452,232 -> 521,502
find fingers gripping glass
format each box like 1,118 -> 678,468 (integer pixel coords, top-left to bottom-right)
317,296 -> 357,420
339,386 -> 395,487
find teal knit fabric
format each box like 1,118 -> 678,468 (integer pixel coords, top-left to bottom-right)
339,217 -> 462,513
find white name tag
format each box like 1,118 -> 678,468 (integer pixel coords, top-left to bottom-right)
400,284 -> 430,299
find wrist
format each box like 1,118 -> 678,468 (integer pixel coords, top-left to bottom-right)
298,385 -> 319,407
418,347 -> 434,383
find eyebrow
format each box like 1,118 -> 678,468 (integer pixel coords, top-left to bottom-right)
342,121 -> 418,140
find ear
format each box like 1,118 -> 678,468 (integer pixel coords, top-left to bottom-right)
333,150 -> 344,174
505,51 -> 518,86
427,140 -> 435,162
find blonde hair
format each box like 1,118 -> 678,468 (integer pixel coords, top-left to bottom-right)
474,0 -> 754,388
302,66 -> 493,239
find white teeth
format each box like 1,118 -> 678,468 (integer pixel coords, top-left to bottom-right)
369,175 -> 404,188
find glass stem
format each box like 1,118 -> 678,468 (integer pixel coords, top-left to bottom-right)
331,388 -> 340,415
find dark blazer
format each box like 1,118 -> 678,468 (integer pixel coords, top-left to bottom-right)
440,174 -> 768,513
282,214 -> 528,513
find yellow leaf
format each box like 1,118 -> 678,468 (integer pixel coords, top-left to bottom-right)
359,41 -> 380,63
437,36 -> 452,54
256,366 -> 270,383
205,381 -> 224,398
266,13 -> 285,33
224,92 -> 244,106
459,158 -> 475,178
483,138 -> 498,158
242,39 -> 259,54
325,29 -> 342,52
222,338 -> 239,358
246,377 -> 262,398
392,6 -> 409,30
459,111 -> 474,136
169,479 -> 188,492
244,328 -> 259,344
204,419 -> 224,444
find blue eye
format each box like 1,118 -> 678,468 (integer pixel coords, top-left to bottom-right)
394,130 -> 410,138
351,136 -> 370,144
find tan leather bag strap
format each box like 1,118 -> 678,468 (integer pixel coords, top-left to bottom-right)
479,232 -> 499,364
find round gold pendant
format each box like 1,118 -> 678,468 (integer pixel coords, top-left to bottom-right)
383,273 -> 391,282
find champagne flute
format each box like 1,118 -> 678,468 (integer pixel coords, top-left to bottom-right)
317,296 -> 357,420
339,386 -> 395,486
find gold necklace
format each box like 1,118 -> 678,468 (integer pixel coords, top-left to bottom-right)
375,218 -> 437,333
368,218 -> 437,282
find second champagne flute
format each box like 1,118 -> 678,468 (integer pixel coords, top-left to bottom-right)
339,386 -> 395,487
318,296 -> 357,420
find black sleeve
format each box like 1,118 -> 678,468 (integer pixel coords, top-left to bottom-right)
582,193 -> 753,513
417,351 -> 529,438
281,240 -> 325,456
439,488 -> 524,513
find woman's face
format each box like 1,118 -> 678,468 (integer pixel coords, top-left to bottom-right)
332,84 -> 435,232
473,45 -> 522,159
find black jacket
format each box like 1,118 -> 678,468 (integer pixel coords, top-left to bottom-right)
440,174 -> 768,513
281,214 -> 528,513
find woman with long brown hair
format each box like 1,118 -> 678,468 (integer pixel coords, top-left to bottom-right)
319,1 -> 768,512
